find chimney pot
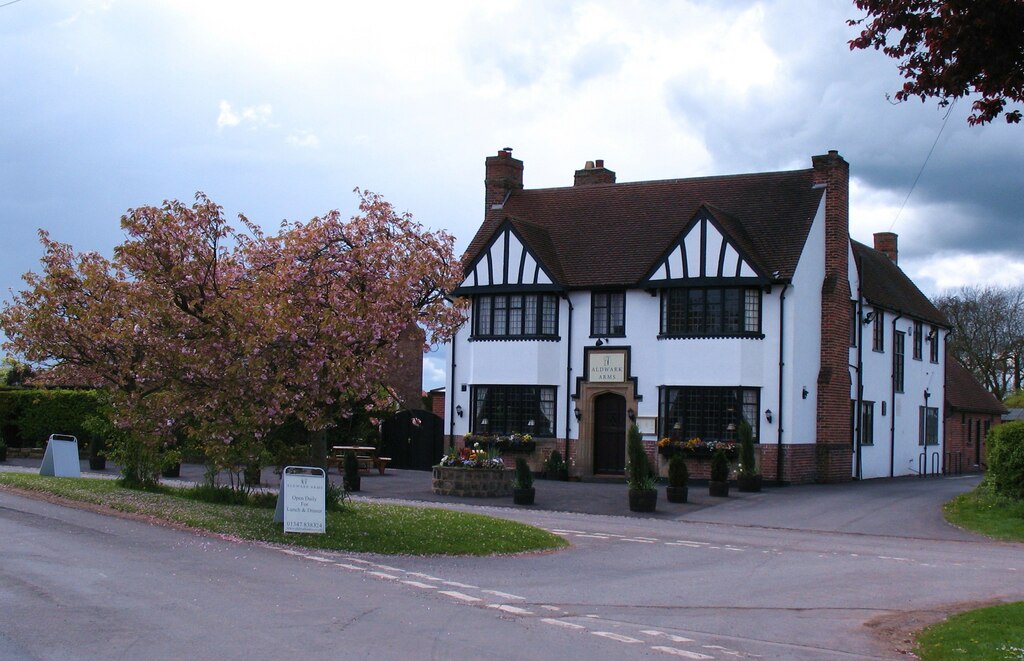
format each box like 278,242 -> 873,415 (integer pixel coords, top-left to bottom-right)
873,231 -> 898,264
574,158 -> 616,186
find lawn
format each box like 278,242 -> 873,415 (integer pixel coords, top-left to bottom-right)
916,602 -> 1024,661
0,472 -> 567,556
943,481 -> 1024,542
920,482 -> 1024,660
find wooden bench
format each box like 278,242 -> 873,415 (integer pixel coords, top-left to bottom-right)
373,456 -> 391,475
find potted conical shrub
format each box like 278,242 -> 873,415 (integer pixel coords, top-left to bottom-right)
709,448 -> 730,497
666,453 -> 688,503
512,456 -> 535,505
544,450 -> 568,480
736,420 -> 762,492
627,423 -> 657,512
343,450 -> 361,492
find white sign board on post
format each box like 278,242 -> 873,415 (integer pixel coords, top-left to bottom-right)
39,434 -> 81,478
273,466 -> 326,534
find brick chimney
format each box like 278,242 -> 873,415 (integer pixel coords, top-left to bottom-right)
484,148 -> 523,213
811,149 -> 853,483
873,231 -> 898,264
574,159 -> 616,186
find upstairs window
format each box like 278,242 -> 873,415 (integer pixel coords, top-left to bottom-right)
850,301 -> 858,347
473,293 -> 558,339
591,291 -> 625,336
929,325 -> 940,363
872,307 -> 885,352
893,331 -> 905,392
660,287 -> 761,338
913,321 -> 923,360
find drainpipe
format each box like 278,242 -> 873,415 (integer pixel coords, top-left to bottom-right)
889,310 -> 904,477
855,255 -> 864,480
776,283 -> 789,485
564,294 -> 574,461
448,327 -> 458,449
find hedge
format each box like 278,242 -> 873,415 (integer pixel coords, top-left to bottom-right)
0,387 -> 102,448
988,421 -> 1024,501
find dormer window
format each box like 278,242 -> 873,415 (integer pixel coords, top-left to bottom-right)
473,293 -> 558,339
659,287 -> 761,338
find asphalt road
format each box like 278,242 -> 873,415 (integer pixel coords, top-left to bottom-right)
2,474 -> 1022,660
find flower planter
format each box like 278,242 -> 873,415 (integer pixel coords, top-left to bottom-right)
666,485 -> 688,503
513,486 -> 536,505
432,465 -> 512,497
737,474 -> 762,492
628,488 -> 658,512
709,481 -> 730,497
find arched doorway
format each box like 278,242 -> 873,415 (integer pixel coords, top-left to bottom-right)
593,392 -> 626,474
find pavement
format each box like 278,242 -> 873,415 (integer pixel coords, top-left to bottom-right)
0,455 -> 987,541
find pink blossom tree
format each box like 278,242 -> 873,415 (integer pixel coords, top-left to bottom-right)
1,191 -> 464,485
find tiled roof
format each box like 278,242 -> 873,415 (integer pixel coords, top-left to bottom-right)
945,358 -> 1008,415
466,169 -> 825,289
851,241 -> 948,327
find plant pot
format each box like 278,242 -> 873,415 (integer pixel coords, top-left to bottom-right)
628,488 -> 658,512
88,456 -> 106,471
666,485 -> 688,503
513,486 -> 535,505
544,469 -> 560,481
558,468 -> 569,481
709,481 -> 729,497
343,475 -> 361,492
737,473 -> 762,493
161,463 -> 181,478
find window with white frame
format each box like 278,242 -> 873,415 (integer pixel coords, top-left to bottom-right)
473,293 -> 558,339
929,325 -> 940,363
659,386 -> 759,443
591,291 -> 625,336
919,406 -> 939,445
912,321 -> 923,360
872,307 -> 885,352
659,287 -> 761,338
471,385 -> 556,437
893,331 -> 905,393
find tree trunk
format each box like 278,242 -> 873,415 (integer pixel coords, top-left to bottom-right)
310,429 -> 328,473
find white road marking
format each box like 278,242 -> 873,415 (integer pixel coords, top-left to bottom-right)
442,580 -> 478,589
592,631 -> 643,643
550,529 -> 586,534
370,563 -> 403,572
542,618 -> 585,630
438,591 -> 481,603
651,646 -> 714,659
642,631 -> 695,643
366,571 -> 399,580
399,581 -> 437,589
304,555 -> 333,563
481,590 -> 525,600
405,572 -> 441,580
487,604 -> 533,615
541,605 -> 563,612
620,538 -> 656,543
334,563 -> 367,571
574,534 -> 612,539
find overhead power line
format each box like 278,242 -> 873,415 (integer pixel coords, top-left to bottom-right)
890,98 -> 957,230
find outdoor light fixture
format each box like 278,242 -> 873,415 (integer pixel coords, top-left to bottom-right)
863,311 -> 875,325
527,419 -> 535,427
765,409 -> 773,424
673,421 -> 681,430
595,338 -> 610,347
627,408 -> 636,421
455,405 -> 463,418
573,407 -> 581,421
927,328 -> 938,341
802,387 -> 809,400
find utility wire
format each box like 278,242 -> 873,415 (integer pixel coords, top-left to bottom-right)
0,0 -> 25,8
890,98 -> 957,230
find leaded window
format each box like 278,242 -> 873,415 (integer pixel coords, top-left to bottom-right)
471,385 -> 556,436
659,386 -> 759,443
919,406 -> 939,445
894,331 -> 905,393
591,291 -> 625,336
473,293 -> 559,339
660,288 -> 761,337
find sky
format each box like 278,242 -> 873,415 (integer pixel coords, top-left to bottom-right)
2,0 -> 1022,392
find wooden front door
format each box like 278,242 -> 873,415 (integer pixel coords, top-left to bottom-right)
593,393 -> 626,474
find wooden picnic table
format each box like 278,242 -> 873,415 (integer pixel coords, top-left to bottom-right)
331,446 -> 391,475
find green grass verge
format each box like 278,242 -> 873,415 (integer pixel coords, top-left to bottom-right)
916,602 -> 1024,660
0,472 -> 567,556
943,481 -> 1024,542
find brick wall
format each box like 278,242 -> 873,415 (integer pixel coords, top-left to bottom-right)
944,411 -> 1000,472
484,148 -> 523,212
812,150 -> 853,483
387,323 -> 425,411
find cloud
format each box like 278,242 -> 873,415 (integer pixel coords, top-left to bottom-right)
422,356 -> 447,391
286,130 -> 320,149
216,100 -> 273,130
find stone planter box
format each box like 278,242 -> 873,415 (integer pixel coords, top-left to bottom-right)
432,466 -> 513,497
